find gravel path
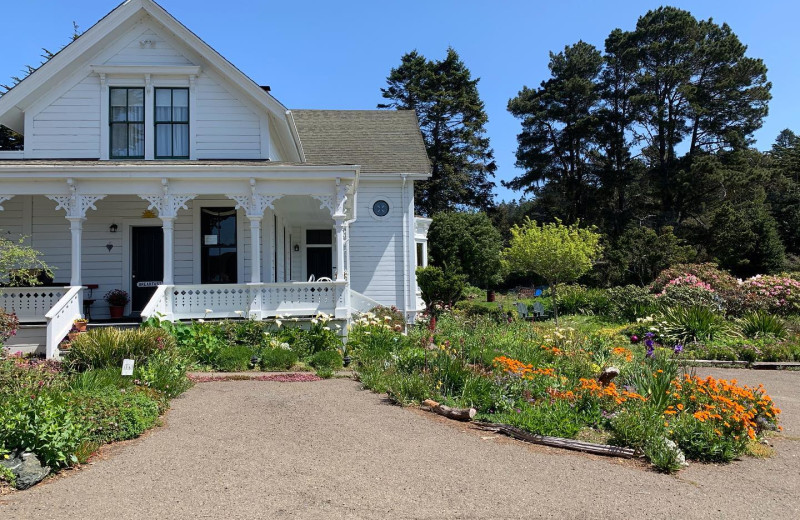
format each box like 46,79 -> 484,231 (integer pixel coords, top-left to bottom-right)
1,368 -> 798,519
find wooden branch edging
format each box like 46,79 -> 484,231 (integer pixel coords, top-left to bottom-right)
474,422 -> 637,459
422,399 -> 477,421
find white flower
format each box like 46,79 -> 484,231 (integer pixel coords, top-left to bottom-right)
280,342 -> 290,350
384,316 -> 392,321
311,318 -> 318,325
275,319 -> 282,328
198,318 -> 205,323
275,314 -> 284,319
334,324 -> 341,330
234,310 -> 244,316
323,326 -> 330,331
204,309 -> 213,314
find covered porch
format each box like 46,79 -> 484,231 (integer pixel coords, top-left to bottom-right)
0,162 -> 378,357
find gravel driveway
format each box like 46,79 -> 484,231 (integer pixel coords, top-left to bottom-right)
1,368 -> 798,519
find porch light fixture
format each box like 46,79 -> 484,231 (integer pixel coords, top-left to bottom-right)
109,223 -> 118,233
293,244 -> 300,252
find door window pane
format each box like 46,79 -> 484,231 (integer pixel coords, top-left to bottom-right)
201,208 -> 237,284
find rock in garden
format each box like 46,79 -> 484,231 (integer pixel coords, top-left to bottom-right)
0,450 -> 51,490
597,367 -> 620,386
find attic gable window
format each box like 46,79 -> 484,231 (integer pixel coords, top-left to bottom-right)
110,87 -> 145,159
155,88 -> 189,159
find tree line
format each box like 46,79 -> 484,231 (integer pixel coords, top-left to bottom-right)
380,6 -> 800,287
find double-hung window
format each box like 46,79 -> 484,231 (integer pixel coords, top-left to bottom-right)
155,88 -> 189,159
110,87 -> 145,159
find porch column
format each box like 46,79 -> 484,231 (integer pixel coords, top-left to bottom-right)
141,181 -> 196,287
68,218 -> 83,286
161,217 -> 176,285
422,241 -> 428,267
334,218 -> 346,282
248,216 -> 262,284
47,183 -> 105,288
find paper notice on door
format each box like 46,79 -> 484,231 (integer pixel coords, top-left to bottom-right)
204,234 -> 218,245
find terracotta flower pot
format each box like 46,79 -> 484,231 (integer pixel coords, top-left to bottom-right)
75,321 -> 87,332
109,305 -> 125,319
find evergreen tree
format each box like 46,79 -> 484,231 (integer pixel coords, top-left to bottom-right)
380,48 -> 496,215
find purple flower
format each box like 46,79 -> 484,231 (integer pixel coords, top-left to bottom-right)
673,344 -> 683,354
644,332 -> 655,339
646,344 -> 655,358
645,339 -> 654,349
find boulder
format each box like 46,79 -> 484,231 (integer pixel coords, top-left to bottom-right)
0,450 -> 50,490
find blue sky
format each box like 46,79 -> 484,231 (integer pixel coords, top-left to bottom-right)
2,1 -> 798,201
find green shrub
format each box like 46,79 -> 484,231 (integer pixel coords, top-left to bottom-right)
738,311 -> 788,339
134,349 -> 193,398
669,413 -> 746,463
310,350 -> 343,370
416,265 -> 467,308
606,285 -> 657,322
222,319 -> 268,348
620,352 -> 678,411
555,285 -> 611,316
70,388 -> 163,444
315,366 -> 335,379
609,406 -> 683,473
213,345 -> 253,372
68,367 -> 132,392
68,327 -> 176,371
659,306 -> 731,344
656,284 -> 723,312
454,300 -> 517,323
259,348 -> 298,370
0,391 -> 85,468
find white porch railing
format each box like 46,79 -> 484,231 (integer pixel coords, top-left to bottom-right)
350,290 -> 382,314
0,287 -> 70,323
44,286 -> 83,359
142,282 -> 349,321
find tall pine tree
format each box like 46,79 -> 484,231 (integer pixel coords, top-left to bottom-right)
380,48 -> 496,215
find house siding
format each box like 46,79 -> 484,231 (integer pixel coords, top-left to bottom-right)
195,74 -> 263,159
348,180 -> 407,309
28,76 -> 101,158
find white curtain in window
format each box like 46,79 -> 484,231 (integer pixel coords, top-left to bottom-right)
156,125 -> 172,157
173,125 -> 189,157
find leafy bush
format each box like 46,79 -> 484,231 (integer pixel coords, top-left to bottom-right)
606,285 -> 657,322
0,309 -> 19,345
70,388 -> 163,444
309,350 -> 343,370
68,367 -> 132,392
738,311 -> 788,339
222,319 -> 268,349
259,346 -> 298,370
659,306 -> 730,344
454,300 -> 517,323
609,406 -> 684,473
492,401 -> 585,438
213,345 -> 253,372
0,391 -> 85,468
555,285 -> 611,316
291,317 -> 341,359
656,283 -> 723,311
651,263 -> 739,295
134,349 -> 193,398
68,327 -> 176,371
416,265 -> 467,308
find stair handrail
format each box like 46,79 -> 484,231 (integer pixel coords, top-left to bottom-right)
44,286 -> 84,359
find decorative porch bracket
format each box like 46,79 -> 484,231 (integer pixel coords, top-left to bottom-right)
0,195 -> 12,211
47,180 -> 106,287
227,180 -> 284,286
139,180 -> 196,286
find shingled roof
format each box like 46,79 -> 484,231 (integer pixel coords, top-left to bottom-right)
291,110 -> 431,174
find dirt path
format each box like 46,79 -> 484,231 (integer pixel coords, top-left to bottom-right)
2,369 -> 798,519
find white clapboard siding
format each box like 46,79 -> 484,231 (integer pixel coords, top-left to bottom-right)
104,28 -> 194,66
195,74 -> 262,159
29,76 -> 101,158
348,181 -> 406,308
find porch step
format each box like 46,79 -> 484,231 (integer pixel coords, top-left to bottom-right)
4,324 -> 46,356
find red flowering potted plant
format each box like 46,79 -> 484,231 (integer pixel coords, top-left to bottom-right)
104,289 -> 129,319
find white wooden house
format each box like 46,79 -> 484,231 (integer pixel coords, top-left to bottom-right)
0,0 -> 431,357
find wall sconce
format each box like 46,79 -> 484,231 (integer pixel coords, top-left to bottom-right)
293,244 -> 300,252
106,242 -> 114,252
109,223 -> 118,233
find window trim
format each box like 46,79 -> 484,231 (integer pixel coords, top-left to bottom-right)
109,87 -> 145,160
154,87 -> 190,160
368,196 -> 393,220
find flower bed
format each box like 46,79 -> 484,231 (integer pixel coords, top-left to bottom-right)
350,314 -> 782,473
0,326 -> 193,490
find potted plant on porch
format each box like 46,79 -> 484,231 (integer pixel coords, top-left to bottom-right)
104,289 -> 129,319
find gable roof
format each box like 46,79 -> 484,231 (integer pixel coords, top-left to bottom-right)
0,0 -> 303,161
291,110 -> 431,175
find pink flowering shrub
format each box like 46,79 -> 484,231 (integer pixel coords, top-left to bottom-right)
0,309 -> 19,346
651,263 -> 738,295
658,274 -> 715,295
739,275 -> 800,315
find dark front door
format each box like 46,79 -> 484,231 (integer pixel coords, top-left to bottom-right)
201,207 -> 238,283
306,229 -> 332,280
131,226 -> 164,313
